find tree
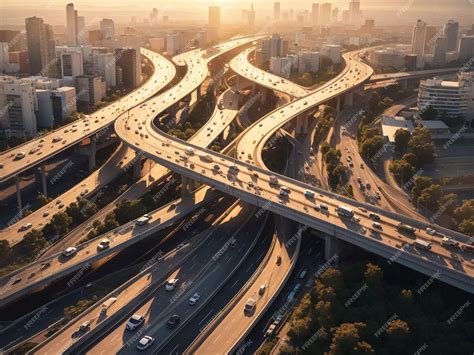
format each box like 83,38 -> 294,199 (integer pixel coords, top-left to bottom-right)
411,176 -> 433,199
329,322 -> 368,355
417,184 -> 443,211
299,72 -> 313,87
368,92 -> 382,113
458,219 -> 474,236
320,142 -> 331,155
386,319 -> 410,351
0,240 -> 11,259
360,136 -> 384,160
394,129 -> 411,153
50,212 -> 72,236
401,153 -> 418,168
18,229 -> 47,259
364,263 -> 383,285
454,200 -> 474,222
389,159 -> 415,185
113,199 -> 144,225
37,193 -> 51,206
320,268 -> 345,291
408,128 -> 436,165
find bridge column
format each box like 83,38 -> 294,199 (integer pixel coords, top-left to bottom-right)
260,87 -> 268,104
251,82 -> 256,95
196,84 -> 202,100
296,114 -> 309,135
15,175 -> 22,212
35,164 -> 48,198
402,79 -> 408,88
181,176 -> 195,196
344,90 -> 354,107
336,96 -> 341,113
324,235 -> 339,261
132,157 -> 142,181
88,138 -> 97,172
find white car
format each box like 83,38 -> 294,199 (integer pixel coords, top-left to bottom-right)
188,292 -> 201,305
19,223 -> 32,231
165,278 -> 179,291
126,314 -> 144,331
136,336 -> 154,351
62,247 -> 77,257
97,239 -> 110,251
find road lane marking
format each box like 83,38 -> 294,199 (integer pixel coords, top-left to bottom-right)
169,344 -> 180,354
198,309 -> 214,325
245,263 -> 254,272
230,279 -> 240,289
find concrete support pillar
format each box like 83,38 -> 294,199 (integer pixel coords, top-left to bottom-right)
344,90 -> 354,107
181,175 -> 195,196
324,235 -> 339,261
132,157 -> 142,181
196,84 -> 202,100
402,79 -> 408,88
40,164 -> 47,198
260,87 -> 268,104
236,76 -> 240,90
15,176 -> 22,212
251,83 -> 256,95
88,138 -> 97,172
296,114 -> 309,135
336,96 -> 341,113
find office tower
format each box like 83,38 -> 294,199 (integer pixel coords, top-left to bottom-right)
75,75 -> 106,105
433,36 -> 448,66
77,16 -> 85,44
89,30 -> 102,45
311,3 -> 319,24
120,34 -> 142,86
0,30 -> 21,51
349,0 -> 360,24
60,51 -> 84,78
322,44 -> 341,64
100,19 -> 115,41
411,19 -> 426,68
25,16 -> 56,77
149,37 -> 165,52
274,2 -> 280,21
0,43 -> 9,72
115,48 -> 137,88
66,3 -> 78,45
320,3 -> 332,26
361,19 -> 375,34
150,8 -> 159,24
458,35 -> 474,62
248,3 -> 256,28
369,48 -> 405,70
424,25 -> 437,50
443,20 -> 459,52
166,34 -> 181,56
4,79 -> 38,137
51,87 -> 76,125
208,6 -> 220,27
332,8 -> 339,22
298,51 -> 320,74
9,51 -> 29,73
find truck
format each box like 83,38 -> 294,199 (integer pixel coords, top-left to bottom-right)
397,223 -> 416,235
336,205 -> 354,218
413,239 -> 432,250
269,175 -> 279,186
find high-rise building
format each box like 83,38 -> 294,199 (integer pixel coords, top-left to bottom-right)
443,20 -> 459,52
458,35 -> 474,62
424,25 -> 437,50
418,72 -> 474,122
311,3 -> 319,24
332,8 -> 339,22
248,3 -> 256,28
60,51 -> 84,78
115,48 -> 137,88
269,34 -> 287,58
75,75 -> 106,105
411,19 -> 426,68
0,43 -> 9,72
89,30 -> 102,45
322,44 -> 341,64
298,51 -> 320,74
25,16 -> 56,77
51,86 -> 76,125
149,37 -> 165,52
320,3 -> 332,26
432,36 -> 448,66
274,2 -> 281,21
3,79 -> 38,137
77,16 -> 85,44
349,0 -> 360,24
66,3 -> 78,45
120,34 -> 142,86
9,51 -> 29,73
166,34 -> 181,56
369,48 -> 405,70
100,19 -> 115,42
208,6 -> 221,27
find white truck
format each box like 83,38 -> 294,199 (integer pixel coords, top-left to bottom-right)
414,239 -> 432,250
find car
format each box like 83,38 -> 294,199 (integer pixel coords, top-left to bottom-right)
19,223 -> 32,231
369,213 -> 380,221
126,314 -> 145,331
52,136 -> 63,143
165,278 -> 179,291
62,247 -> 77,257
441,237 -> 459,247
320,204 -> 329,211
188,293 -> 201,305
366,183 -> 371,190
97,239 -> 110,251
299,269 -> 308,279
425,227 -> 437,235
166,314 -> 180,328
244,298 -> 256,313
360,227 -> 367,235
360,163 -> 364,169
248,180 -> 255,187
258,285 -> 266,295
313,204 -> 321,211
276,255 -> 282,265
352,216 -> 361,223
358,207 -> 367,213
14,152 -> 26,160
79,321 -> 91,332
372,222 -> 382,229
213,164 -> 220,171
136,336 -> 155,351
265,324 -> 277,338
229,165 -> 240,174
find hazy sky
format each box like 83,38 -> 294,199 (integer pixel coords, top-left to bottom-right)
0,0 -> 472,26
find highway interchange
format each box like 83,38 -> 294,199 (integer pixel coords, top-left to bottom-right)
0,34 -> 473,355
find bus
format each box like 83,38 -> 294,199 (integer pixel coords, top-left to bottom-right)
336,205 -> 354,218
397,223 -> 416,235
414,239 -> 432,250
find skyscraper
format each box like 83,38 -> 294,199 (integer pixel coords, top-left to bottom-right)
208,6 -> 221,28
274,2 -> 281,21
424,26 -> 437,50
411,19 -> 426,68
248,4 -> 256,28
443,20 -> 459,52
349,0 -> 360,24
311,3 -> 319,24
433,36 -> 448,66
66,3 -> 78,45
320,3 -> 332,26
25,16 -> 56,76
458,35 -> 474,62
77,16 -> 85,44
100,19 -> 115,41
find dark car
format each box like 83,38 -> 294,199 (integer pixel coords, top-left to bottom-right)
166,314 -> 180,328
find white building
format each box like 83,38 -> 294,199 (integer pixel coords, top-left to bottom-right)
76,75 -> 106,105
66,3 -> 78,45
51,87 -> 76,122
3,79 -> 38,137
36,89 -> 54,128
369,48 -> 405,70
418,72 -> 474,122
411,19 -> 426,68
381,115 -> 414,143
321,44 -> 341,64
60,51 -> 84,79
166,34 -> 181,56
92,52 -> 116,88
298,51 -> 320,74
270,56 -> 292,79
0,42 -> 9,72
